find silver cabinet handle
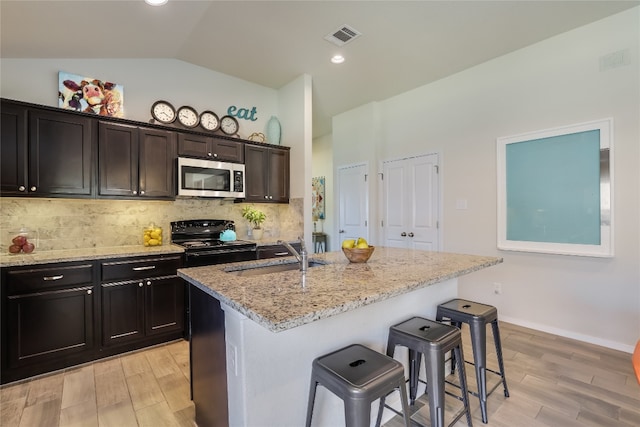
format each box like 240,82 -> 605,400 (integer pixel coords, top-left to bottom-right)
30,186 -> 36,192
44,275 -> 64,281
133,266 -> 156,271
264,195 -> 269,199
146,280 -> 151,286
274,252 -> 290,256
18,185 -> 26,191
87,289 -> 92,295
207,152 -> 213,157
401,232 -> 407,237
140,190 -> 145,195
269,195 -> 273,200
139,282 -> 144,287
213,153 -> 218,158
133,190 -> 138,195
408,232 -> 414,237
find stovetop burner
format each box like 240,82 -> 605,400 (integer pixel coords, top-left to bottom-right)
170,219 -> 257,252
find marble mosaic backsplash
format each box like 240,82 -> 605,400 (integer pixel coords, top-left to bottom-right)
0,197 -> 303,252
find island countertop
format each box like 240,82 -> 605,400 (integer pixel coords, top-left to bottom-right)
178,247 -> 502,332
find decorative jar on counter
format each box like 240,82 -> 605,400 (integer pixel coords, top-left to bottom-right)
7,227 -> 38,254
143,224 -> 163,246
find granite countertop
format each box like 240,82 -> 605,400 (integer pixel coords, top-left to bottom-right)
0,244 -> 185,267
178,247 -> 503,333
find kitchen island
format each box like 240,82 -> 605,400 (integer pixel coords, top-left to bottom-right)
178,247 -> 502,427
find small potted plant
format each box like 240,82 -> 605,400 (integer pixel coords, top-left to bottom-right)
241,205 -> 266,240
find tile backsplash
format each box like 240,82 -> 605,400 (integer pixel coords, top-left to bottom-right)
0,197 -> 303,251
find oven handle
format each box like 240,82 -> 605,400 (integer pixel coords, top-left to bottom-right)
188,247 -> 256,257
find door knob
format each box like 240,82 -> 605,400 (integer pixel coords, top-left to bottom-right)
339,230 -> 345,233
401,232 -> 407,237
30,186 -> 36,192
18,185 -> 25,191
408,232 -> 414,237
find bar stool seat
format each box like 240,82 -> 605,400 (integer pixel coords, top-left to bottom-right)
306,344 -> 411,427
436,299 -> 510,424
377,317 -> 473,427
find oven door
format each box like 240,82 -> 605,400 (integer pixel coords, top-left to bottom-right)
184,247 -> 256,267
178,157 -> 245,198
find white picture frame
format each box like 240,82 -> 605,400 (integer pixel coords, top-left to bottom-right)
497,118 -> 613,257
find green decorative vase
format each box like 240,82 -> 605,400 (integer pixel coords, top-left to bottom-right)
266,116 -> 281,145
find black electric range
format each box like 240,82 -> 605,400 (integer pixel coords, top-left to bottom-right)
171,219 -> 257,267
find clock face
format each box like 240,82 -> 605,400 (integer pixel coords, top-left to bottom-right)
151,100 -> 176,124
200,111 -> 220,132
177,106 -> 199,128
220,115 -> 239,135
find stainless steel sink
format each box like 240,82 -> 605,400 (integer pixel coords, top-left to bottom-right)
226,261 -> 325,277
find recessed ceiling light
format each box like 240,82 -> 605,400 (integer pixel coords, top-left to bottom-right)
331,55 -> 345,64
145,0 -> 168,6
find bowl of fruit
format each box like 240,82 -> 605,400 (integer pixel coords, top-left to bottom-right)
341,237 -> 375,263
7,228 -> 37,254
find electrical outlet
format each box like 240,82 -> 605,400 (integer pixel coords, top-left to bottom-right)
229,344 -> 238,376
493,282 -> 502,295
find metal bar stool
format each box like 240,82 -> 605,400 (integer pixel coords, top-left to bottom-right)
376,317 -> 473,427
306,344 -> 412,427
436,299 -> 510,424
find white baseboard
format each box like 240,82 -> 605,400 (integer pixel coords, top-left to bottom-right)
500,315 -> 634,354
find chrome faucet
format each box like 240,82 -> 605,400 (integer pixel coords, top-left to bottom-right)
277,236 -> 308,272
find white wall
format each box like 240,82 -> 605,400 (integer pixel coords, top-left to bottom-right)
332,8 -> 640,352
0,58 -> 279,139
278,74 -> 313,247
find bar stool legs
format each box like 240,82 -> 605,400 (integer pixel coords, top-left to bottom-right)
436,299 -> 510,424
306,344 -> 411,427
376,317 -> 473,427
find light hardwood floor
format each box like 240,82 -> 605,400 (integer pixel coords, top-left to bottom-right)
1,322 -> 638,427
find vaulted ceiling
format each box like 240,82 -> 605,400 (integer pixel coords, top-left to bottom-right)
1,1 -> 637,137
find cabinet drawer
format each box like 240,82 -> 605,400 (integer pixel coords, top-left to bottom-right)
6,264 -> 94,295
101,255 -> 182,281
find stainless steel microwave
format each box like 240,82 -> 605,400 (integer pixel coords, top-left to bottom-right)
177,157 -> 245,198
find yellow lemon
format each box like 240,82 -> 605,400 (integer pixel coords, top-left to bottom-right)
356,241 -> 369,249
357,237 -> 368,246
341,239 -> 355,249
148,239 -> 159,246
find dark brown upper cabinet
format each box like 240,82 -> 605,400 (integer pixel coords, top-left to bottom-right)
177,133 -> 244,163
1,99 -> 93,197
244,144 -> 290,203
98,122 -> 176,199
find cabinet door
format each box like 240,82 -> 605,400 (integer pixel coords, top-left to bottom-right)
7,286 -> 95,368
211,138 -> 244,163
267,148 -> 290,203
138,127 -> 176,199
101,280 -> 145,347
0,101 -> 28,195
29,109 -> 93,196
244,144 -> 269,201
145,276 -> 185,337
99,121 -> 139,196
177,133 -> 212,158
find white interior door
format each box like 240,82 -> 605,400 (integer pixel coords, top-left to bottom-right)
382,154 -> 440,250
337,163 -> 368,244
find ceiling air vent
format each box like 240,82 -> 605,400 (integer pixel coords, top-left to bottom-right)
324,25 -> 362,46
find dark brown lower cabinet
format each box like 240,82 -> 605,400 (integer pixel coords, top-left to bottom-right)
102,276 -> 184,347
1,262 -> 97,383
190,284 -> 228,427
1,254 -> 185,384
